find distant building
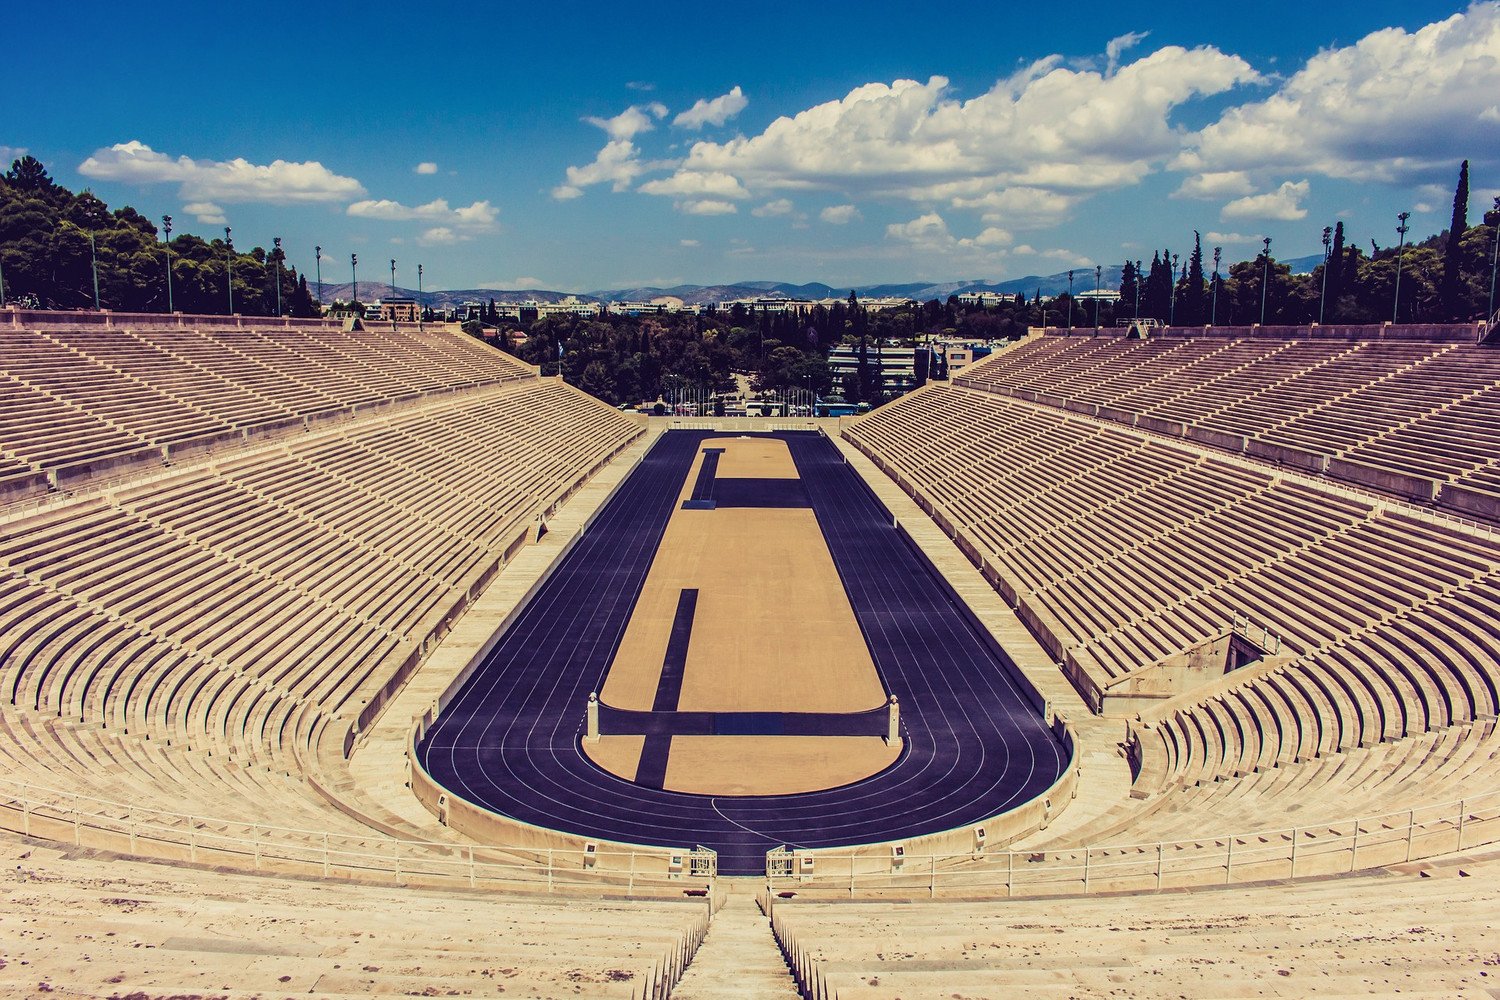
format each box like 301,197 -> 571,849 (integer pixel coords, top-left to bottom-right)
956,291 -> 1009,308
372,297 -> 421,322
827,343 -> 921,395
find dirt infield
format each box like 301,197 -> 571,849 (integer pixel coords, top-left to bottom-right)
587,435 -> 893,794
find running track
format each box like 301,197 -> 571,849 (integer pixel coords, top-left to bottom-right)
415,430 -> 1069,875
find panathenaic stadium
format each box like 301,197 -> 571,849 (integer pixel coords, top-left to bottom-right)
2,306 -> 1500,999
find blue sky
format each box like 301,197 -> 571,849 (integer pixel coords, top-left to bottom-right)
5,1 -> 1497,292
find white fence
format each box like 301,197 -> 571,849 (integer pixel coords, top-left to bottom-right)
0,778 -> 711,898
765,786 -> 1500,898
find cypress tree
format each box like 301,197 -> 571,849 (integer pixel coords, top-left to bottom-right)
1182,233 -> 1206,325
1440,160 -> 1470,319
1326,221 -> 1346,320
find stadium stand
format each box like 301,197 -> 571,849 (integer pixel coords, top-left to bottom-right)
767,851 -> 1500,998
0,837 -> 710,999
0,321 -> 650,888
953,326 -> 1500,521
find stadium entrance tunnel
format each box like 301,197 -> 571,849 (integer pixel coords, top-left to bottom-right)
411,430 -> 1072,876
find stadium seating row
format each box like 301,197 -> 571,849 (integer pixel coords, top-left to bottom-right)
0,347 -> 640,864
0,323 -> 534,504
954,332 -> 1500,520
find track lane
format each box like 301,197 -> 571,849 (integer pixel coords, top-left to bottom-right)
416,430 -> 1069,875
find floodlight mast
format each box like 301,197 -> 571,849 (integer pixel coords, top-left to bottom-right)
1393,211 -> 1411,324
273,237 -> 282,316
1211,247 -> 1222,326
162,215 -> 174,313
225,227 -> 234,314
89,231 -> 101,309
1259,237 -> 1272,325
315,246 -> 323,308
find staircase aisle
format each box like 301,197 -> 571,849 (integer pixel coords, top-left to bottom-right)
671,889 -> 801,999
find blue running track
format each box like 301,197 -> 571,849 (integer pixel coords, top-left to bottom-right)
414,430 -> 1069,875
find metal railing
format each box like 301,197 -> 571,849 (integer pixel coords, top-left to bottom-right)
0,778 -> 713,898
764,785 -> 1500,898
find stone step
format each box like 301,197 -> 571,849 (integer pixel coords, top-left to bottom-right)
670,891 -> 800,999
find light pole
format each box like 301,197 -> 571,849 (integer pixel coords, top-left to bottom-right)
1393,211 -> 1411,324
417,263 -> 424,329
389,258 -> 397,299
89,231 -> 101,310
1319,226 -> 1332,326
315,245 -> 323,308
350,253 -> 358,310
272,237 -> 282,317
1067,269 -> 1074,330
1133,260 -> 1142,320
1259,237 -> 1272,325
1489,198 -> 1500,322
1211,246 -> 1222,326
225,227 -> 234,314
1169,252 -> 1180,327
162,215 -> 174,313
1093,264 -> 1102,330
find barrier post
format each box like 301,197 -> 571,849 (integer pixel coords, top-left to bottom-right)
21,787 -> 29,837
1458,800 -> 1467,852
850,853 -> 856,897
628,852 -> 635,894
1289,828 -> 1297,878
930,854 -> 936,898
1155,842 -> 1163,889
73,795 -> 81,846
1407,809 -> 1415,862
1083,848 -> 1090,892
1351,821 -> 1359,872
547,849 -> 554,892
1225,838 -> 1232,884
1007,851 -> 1014,897
189,818 -> 197,863
254,825 -> 261,871
468,846 -> 475,888
323,833 -> 331,877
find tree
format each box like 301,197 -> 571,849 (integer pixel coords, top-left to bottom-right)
1440,159 -> 1470,319
1181,233 -> 1206,326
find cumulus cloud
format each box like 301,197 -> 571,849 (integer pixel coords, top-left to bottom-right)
0,145 -> 28,164
79,140 -> 364,203
414,162 -> 438,175
1173,170 -> 1254,200
679,239 -> 700,247
552,103 -> 671,199
1205,231 -> 1255,245
626,81 -> 656,92
751,198 -> 795,217
679,199 -> 738,216
673,86 -> 748,129
820,204 -> 861,224
1177,2 -> 1500,186
347,197 -> 497,227
183,201 -> 228,225
1221,180 -> 1310,221
638,170 -> 749,200
1106,31 -> 1150,76
647,46 -> 1256,227
418,227 -> 460,246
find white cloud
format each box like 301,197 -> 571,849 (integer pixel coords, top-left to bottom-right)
680,239 -> 700,247
649,46 -> 1256,226
415,162 -> 438,175
586,103 -> 667,141
626,81 -> 656,92
348,197 -> 496,225
673,86 -> 748,129
1177,3 -> 1500,185
0,145 -> 28,164
1106,31 -> 1150,76
78,140 -> 365,203
1172,170 -> 1253,199
1222,180 -> 1310,221
552,103 -> 671,199
751,198 -> 795,217
1205,231 -> 1255,244
183,201 -> 228,225
820,204 -> 861,225
638,170 -> 749,200
952,187 -> 1078,228
679,199 -> 738,216
417,227 -> 459,246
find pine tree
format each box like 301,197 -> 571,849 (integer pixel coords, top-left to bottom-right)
1326,222 -> 1346,320
1182,233 -> 1206,326
1440,159 -> 1470,319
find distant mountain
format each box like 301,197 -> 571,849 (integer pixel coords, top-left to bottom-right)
316,257 -> 1323,310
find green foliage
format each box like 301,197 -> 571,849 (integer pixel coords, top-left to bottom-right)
0,156 -> 317,316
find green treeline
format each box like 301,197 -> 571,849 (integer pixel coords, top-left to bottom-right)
0,156 -> 318,316
1119,163 -> 1498,326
